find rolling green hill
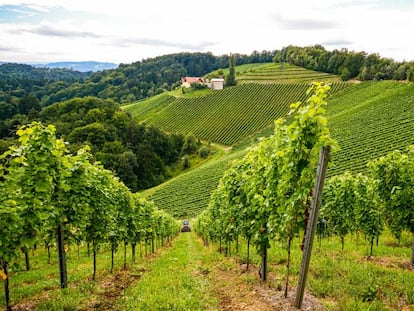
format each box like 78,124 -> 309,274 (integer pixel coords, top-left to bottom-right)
142,81 -> 414,219
127,82 -> 350,145
236,62 -> 341,83
328,81 -> 414,175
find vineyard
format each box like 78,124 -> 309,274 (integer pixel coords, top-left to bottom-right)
145,81 -> 414,222
143,82 -> 350,145
2,61 -> 414,310
327,81 -> 414,175
144,149 -> 246,219
194,84 -> 414,309
236,63 -> 341,84
122,92 -> 176,122
0,123 -> 179,310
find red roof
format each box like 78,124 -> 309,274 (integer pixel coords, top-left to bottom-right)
181,77 -> 205,84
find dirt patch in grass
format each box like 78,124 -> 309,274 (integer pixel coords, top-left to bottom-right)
10,242 -> 174,311
83,268 -> 144,310
361,255 -> 414,271
208,257 -> 325,311
207,259 -> 318,310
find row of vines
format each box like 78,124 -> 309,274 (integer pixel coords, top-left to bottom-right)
148,150 -> 244,218
323,146 -> 414,259
148,82 -> 350,145
237,63 -> 340,83
328,81 -> 414,176
0,123 -> 180,310
194,83 -> 414,302
195,82 -> 337,292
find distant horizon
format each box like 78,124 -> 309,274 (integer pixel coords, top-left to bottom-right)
1,44 -> 413,68
1,1 -> 413,64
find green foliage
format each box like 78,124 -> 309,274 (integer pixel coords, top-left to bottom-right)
198,146 -> 210,158
322,172 -> 358,250
181,133 -> 198,155
0,122 -> 180,303
368,145 -> 414,264
236,62 -> 340,84
143,82 -> 349,145
225,54 -> 237,86
38,96 -> 184,191
274,45 -> 413,81
196,82 -> 337,283
181,155 -> 191,169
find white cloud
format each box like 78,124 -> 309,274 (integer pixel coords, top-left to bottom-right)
0,0 -> 413,63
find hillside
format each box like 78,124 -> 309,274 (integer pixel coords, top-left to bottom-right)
127,82 -> 350,146
236,62 -> 340,84
328,81 -> 414,175
141,81 -> 414,218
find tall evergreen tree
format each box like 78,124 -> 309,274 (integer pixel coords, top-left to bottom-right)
226,54 -> 237,86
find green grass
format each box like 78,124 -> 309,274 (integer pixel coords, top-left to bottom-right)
217,229 -> 414,310
0,241 -> 167,309
117,233 -> 219,310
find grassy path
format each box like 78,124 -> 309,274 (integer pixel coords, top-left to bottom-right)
116,232 -> 277,311
116,232 -> 219,310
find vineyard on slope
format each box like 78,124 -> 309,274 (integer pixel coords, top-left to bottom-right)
144,82 -> 350,145
144,149 -> 246,219
328,81 -> 414,175
144,81 -> 414,220
122,93 -> 176,122
236,63 -> 340,83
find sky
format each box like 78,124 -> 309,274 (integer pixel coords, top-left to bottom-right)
0,0 -> 413,65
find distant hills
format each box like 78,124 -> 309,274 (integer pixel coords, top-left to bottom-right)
36,61 -> 118,72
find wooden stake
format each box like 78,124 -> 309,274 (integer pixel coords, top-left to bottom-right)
295,146 -> 330,309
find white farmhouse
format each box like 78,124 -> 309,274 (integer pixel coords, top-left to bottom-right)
211,78 -> 224,90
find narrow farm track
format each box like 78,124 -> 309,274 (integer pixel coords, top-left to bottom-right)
116,232 -> 218,310
116,232 -> 278,310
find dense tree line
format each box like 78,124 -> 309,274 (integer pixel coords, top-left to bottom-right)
0,63 -> 90,102
0,51 -> 276,108
0,96 -> 190,191
274,45 -> 414,81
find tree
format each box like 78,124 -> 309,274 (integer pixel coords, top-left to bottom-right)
181,133 -> 198,155
18,94 -> 41,115
225,54 -> 237,86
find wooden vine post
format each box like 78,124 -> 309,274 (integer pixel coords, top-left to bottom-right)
295,146 -> 330,309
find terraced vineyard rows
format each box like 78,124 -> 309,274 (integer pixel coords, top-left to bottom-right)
122,93 -> 176,121
237,63 -> 340,83
328,81 -> 414,175
144,149 -> 246,219
144,81 -> 414,219
146,82 -> 350,145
